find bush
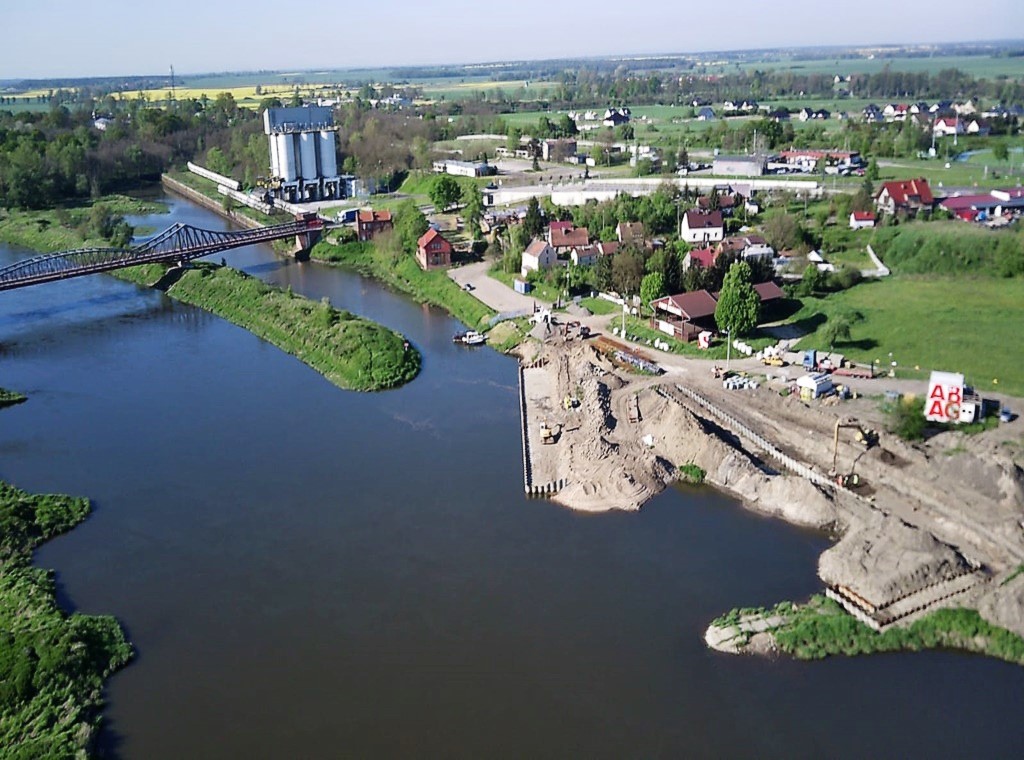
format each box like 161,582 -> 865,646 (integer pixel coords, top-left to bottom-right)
886,396 -> 927,440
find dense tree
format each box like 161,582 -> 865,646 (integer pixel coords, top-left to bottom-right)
640,272 -> 666,308
523,196 -> 544,239
429,175 -> 462,211
611,247 -> 646,295
714,260 -> 760,337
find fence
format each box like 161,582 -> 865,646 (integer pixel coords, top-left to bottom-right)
665,384 -> 837,491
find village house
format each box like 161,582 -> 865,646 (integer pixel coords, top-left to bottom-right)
602,108 -> 631,127
965,118 -> 991,136
616,221 -> 646,245
521,239 -> 556,277
932,117 -> 964,138
415,228 -> 452,270
356,209 -> 393,242
570,245 -> 600,267
682,246 -> 717,271
875,178 -> 935,217
548,224 -> 590,254
849,210 -> 877,230
696,106 -> 716,121
649,282 -> 784,342
680,210 -> 724,245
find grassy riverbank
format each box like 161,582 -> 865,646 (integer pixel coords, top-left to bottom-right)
118,262 -> 421,391
311,240 -> 495,330
0,387 -> 27,407
712,595 -> 1024,665
1,196 -> 420,392
0,479 -> 133,756
0,196 -> 167,252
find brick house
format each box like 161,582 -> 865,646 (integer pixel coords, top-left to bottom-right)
356,209 -> 393,241
416,228 -> 452,270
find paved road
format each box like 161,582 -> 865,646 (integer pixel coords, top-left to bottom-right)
447,261 -> 549,313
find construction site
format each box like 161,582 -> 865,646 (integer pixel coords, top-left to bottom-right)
513,316 -> 1024,645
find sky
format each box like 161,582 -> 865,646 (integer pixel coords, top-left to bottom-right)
2,0 -> 1023,80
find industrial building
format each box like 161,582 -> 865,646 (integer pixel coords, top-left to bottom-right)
712,154 -> 767,177
264,106 -> 342,203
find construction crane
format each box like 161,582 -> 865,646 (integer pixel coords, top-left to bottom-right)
831,418 -> 878,479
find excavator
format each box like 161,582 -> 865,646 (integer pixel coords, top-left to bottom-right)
831,418 -> 879,486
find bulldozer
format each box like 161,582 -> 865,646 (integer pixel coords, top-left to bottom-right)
540,422 -> 561,444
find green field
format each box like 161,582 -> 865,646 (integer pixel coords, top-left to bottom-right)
695,54 -> 1024,80
790,276 -> 1024,396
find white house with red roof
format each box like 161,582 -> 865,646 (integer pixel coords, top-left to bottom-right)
680,210 -> 724,245
849,211 -> 877,230
933,117 -> 964,137
875,178 -> 935,217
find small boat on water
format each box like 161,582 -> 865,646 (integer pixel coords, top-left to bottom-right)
453,330 -> 486,346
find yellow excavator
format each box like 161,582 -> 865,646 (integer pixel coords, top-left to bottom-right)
831,418 -> 878,483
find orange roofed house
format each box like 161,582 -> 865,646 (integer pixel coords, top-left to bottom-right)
416,228 -> 453,270
356,209 -> 393,241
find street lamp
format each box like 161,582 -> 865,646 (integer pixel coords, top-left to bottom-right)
724,327 -> 732,372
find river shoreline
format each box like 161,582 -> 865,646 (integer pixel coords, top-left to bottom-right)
0,474 -> 133,756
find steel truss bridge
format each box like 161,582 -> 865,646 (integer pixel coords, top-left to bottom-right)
0,217 -> 325,292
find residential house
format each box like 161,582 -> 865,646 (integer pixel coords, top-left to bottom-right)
883,103 -> 909,121
596,240 -> 620,257
680,210 -> 724,245
356,209 -> 393,241
521,239 -> 556,277
965,118 -> 991,136
798,107 -> 830,122
875,178 -> 935,217
683,247 -> 716,270
416,228 -> 452,270
715,234 -> 774,262
650,282 -> 783,341
933,117 -> 964,138
696,106 -> 716,121
548,224 -> 590,254
570,245 -> 600,267
602,108 -> 631,127
849,211 -> 877,230
616,221 -> 646,245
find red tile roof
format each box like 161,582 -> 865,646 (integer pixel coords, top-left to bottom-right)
358,209 -> 392,223
852,211 -> 876,221
417,228 -> 447,249
550,226 -> 590,248
878,178 -> 934,207
688,247 -> 717,268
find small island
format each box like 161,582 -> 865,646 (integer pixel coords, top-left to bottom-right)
0,477 -> 133,756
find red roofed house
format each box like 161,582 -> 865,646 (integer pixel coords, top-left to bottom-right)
416,228 -> 452,270
680,210 -> 724,245
875,178 -> 934,217
932,117 -> 964,138
849,210 -> 877,230
683,247 -> 717,270
548,224 -> 590,254
652,282 -> 784,341
356,209 -> 393,241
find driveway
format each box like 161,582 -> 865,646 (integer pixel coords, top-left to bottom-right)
447,261 -> 548,313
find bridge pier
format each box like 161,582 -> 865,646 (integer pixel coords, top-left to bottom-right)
292,228 -> 322,261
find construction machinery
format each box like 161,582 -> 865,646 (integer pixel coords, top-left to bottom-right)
831,418 -> 879,476
540,423 -> 561,445
762,355 -> 786,367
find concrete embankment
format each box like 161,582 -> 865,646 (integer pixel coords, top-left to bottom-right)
160,175 -> 265,230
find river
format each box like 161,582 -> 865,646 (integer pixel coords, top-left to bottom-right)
1,191 -> 1022,758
